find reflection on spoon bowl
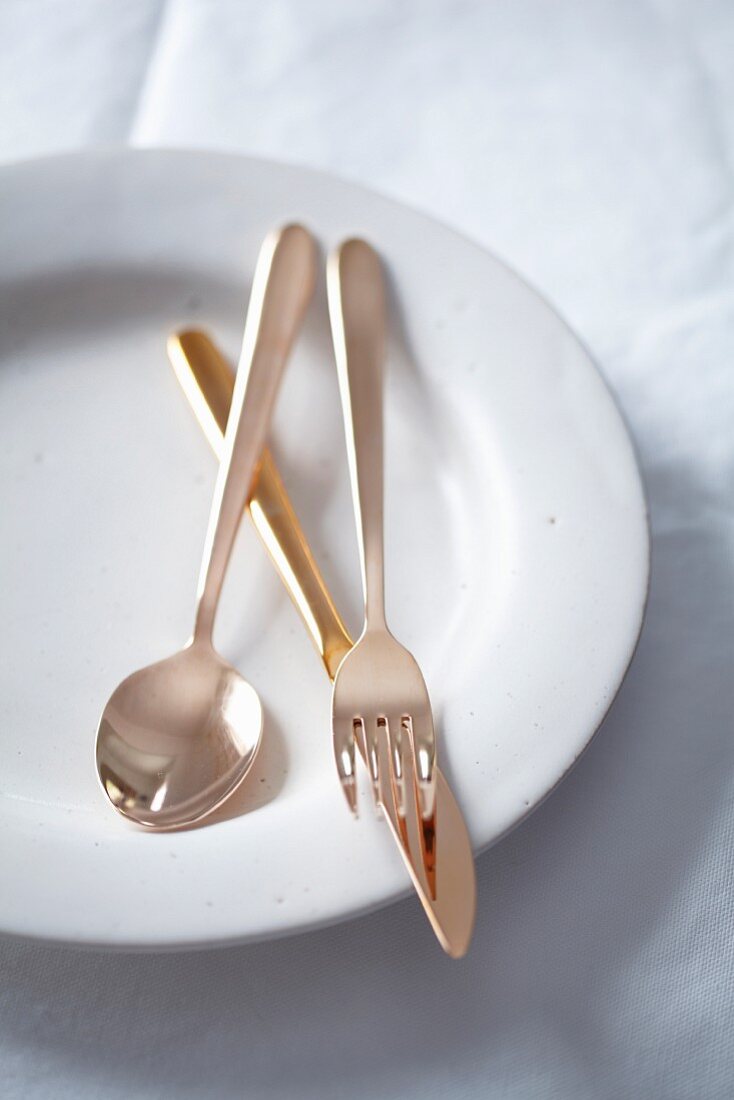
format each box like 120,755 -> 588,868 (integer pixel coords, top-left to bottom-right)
96,640 -> 263,829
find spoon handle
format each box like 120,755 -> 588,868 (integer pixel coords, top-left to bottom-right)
193,225 -> 316,643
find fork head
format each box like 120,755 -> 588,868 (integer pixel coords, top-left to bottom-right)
331,627 -> 437,820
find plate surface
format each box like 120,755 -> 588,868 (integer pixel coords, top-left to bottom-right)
0,149 -> 648,947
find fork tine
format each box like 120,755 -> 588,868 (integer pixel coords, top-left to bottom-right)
385,714 -> 406,818
404,713 -> 437,820
366,719 -> 383,818
381,716 -> 410,845
399,719 -> 437,899
333,714 -> 357,816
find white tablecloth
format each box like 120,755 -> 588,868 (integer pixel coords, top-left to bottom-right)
2,2 -> 733,1097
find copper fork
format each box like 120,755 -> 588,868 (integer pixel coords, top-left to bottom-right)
327,239 -> 438,830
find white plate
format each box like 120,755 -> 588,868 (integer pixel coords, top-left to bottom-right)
0,149 -> 648,948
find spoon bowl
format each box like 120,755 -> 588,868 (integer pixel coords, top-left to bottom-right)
96,641 -> 262,828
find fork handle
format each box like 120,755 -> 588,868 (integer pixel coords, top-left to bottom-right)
327,239 -> 387,629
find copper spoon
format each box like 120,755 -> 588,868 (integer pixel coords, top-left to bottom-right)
95,225 -> 317,829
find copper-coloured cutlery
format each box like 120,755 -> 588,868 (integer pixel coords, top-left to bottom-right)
169,327 -> 476,956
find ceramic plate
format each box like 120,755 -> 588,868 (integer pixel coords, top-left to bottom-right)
0,150 -> 648,947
